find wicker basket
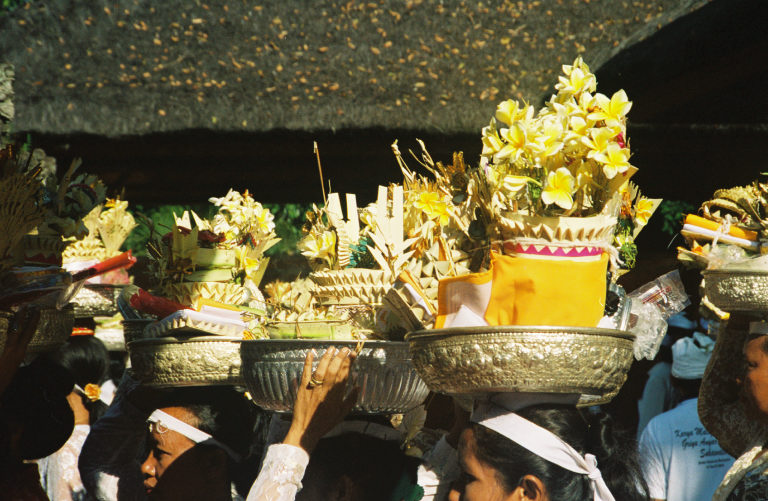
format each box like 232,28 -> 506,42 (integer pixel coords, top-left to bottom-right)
406,326 -> 635,406
240,340 -> 429,414
702,269 -> 768,312
123,318 -> 154,345
0,305 -> 75,354
128,336 -> 243,387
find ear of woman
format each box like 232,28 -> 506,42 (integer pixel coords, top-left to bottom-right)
517,475 -> 548,501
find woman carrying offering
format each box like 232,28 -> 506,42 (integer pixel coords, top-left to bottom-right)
699,316 -> 768,500
449,403 -> 649,501
247,346 -> 360,501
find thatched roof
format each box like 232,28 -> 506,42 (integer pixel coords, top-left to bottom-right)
2,0 -> 709,137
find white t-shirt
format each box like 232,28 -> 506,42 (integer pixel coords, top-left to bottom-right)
639,398 -> 734,501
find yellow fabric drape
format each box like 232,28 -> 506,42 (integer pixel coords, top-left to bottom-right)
436,252 -> 608,328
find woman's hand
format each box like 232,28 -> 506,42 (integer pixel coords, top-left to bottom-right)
283,346 -> 359,454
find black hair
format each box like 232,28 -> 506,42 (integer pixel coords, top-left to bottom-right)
297,432 -> 420,501
670,375 -> 702,401
0,358 -> 74,461
470,405 -> 649,501
43,335 -> 110,424
155,386 -> 260,497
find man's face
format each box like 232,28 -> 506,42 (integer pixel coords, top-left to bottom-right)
141,406 -> 197,496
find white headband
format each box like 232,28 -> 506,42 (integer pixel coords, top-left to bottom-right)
147,409 -> 241,461
471,403 -> 615,501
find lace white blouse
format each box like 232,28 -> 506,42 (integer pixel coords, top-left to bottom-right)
246,436 -> 459,501
38,424 -> 92,501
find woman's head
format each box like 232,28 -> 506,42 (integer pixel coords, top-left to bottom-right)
449,405 -> 648,501
741,334 -> 768,422
44,335 -> 110,424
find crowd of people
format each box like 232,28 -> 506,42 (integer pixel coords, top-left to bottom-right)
2,297 -> 768,501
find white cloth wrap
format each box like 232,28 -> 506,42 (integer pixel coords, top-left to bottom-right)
147,409 -> 241,460
471,403 -> 616,501
670,331 -> 714,379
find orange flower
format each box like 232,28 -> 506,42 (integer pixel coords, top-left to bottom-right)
84,383 -> 101,402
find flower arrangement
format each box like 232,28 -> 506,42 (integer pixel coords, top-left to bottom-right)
478,57 -> 633,220
678,180 -> 768,269
148,189 -> 279,306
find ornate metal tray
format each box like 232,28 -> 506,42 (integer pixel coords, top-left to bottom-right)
128,336 -> 244,387
0,305 -> 75,354
72,284 -> 125,318
406,326 -> 635,406
702,269 -> 768,312
240,340 -> 429,414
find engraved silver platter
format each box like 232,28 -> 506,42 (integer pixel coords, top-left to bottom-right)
128,336 -> 243,388
0,305 -> 75,354
406,326 -> 635,406
240,340 -> 430,414
702,269 -> 768,312
72,284 -> 125,318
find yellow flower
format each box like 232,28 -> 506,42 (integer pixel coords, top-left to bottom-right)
555,57 -> 596,96
502,174 -> 538,194
634,197 -> 654,226
581,127 -> 617,159
83,383 -> 101,402
495,122 -> 529,163
541,167 -> 577,210
237,246 -> 263,279
535,119 -> 564,159
588,90 -> 632,128
413,191 -> 451,226
495,100 -> 533,126
593,143 -> 631,179
481,122 -> 504,157
252,204 -> 276,235
298,230 -> 336,265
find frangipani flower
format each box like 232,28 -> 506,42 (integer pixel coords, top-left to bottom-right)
555,57 -> 596,96
496,122 -> 530,163
413,191 -> 451,226
593,143 -> 631,179
588,90 -> 632,129
535,119 -> 564,159
298,230 -> 336,265
581,127 -> 617,159
502,174 -> 538,194
634,197 -> 654,226
495,100 -> 533,126
481,121 -> 504,157
541,167 -> 577,210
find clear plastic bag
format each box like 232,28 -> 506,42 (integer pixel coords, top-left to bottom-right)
627,270 -> 691,360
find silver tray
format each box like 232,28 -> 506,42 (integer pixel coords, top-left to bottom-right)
406,326 -> 635,406
240,340 -> 429,414
0,305 -> 75,354
702,269 -> 768,312
72,284 -> 125,318
128,336 -> 243,388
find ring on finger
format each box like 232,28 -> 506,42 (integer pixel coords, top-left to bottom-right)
309,373 -> 324,387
